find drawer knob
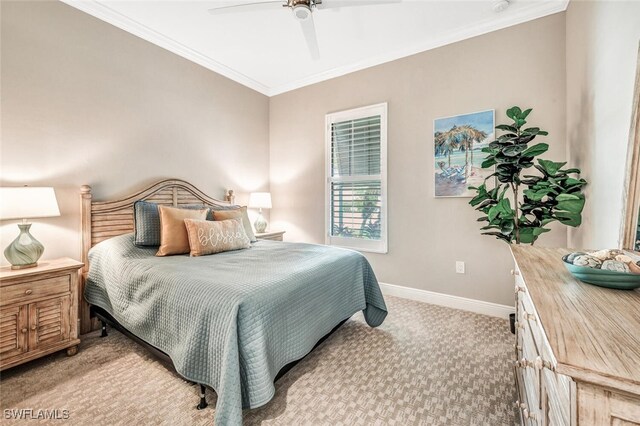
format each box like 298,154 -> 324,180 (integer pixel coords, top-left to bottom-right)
515,357 -> 534,368
511,269 -> 520,276
516,401 -> 537,420
521,311 -> 536,322
21,327 -> 28,334
522,407 -> 537,420
514,286 -> 525,294
24,289 -> 33,295
515,320 -> 525,330
534,356 -> 554,371
30,324 -> 37,331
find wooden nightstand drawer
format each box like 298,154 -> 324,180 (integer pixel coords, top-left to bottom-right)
1,275 -> 70,307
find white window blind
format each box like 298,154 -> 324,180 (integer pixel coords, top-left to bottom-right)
326,103 -> 387,253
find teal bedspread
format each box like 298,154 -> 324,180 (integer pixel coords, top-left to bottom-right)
84,234 -> 387,425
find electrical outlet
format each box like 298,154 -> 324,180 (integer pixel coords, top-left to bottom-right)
456,261 -> 465,274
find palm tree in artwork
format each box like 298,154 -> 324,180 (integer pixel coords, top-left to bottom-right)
457,125 -> 488,179
439,125 -> 487,181
435,129 -> 460,167
434,131 -> 445,163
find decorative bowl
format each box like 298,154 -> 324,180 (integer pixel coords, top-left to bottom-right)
562,255 -> 640,290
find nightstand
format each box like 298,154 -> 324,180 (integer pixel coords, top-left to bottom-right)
255,230 -> 286,241
0,258 -> 83,371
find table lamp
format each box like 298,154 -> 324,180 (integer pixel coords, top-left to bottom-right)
248,192 -> 272,233
0,187 -> 60,269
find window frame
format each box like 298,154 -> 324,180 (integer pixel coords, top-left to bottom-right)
325,102 -> 388,254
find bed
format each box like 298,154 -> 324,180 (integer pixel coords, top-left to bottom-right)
79,179 -> 388,426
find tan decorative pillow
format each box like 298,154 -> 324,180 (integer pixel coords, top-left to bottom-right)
184,218 -> 251,256
156,205 -> 208,256
212,206 -> 256,242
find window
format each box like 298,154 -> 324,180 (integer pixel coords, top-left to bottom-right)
325,103 -> 387,253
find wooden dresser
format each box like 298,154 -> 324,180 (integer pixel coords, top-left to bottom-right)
0,258 -> 83,370
510,246 -> 640,425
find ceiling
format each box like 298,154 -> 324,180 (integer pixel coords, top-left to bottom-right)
61,0 -> 569,96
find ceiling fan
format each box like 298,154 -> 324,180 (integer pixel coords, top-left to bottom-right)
208,0 -> 402,60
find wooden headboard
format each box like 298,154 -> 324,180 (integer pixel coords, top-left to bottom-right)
79,179 -> 230,333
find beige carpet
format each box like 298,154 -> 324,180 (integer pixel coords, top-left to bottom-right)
1,296 -> 517,425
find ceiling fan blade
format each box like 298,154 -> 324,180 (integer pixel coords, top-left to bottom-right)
208,1 -> 283,15
299,15 -> 320,61
316,0 -> 401,10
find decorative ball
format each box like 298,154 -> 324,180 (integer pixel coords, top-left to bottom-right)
601,260 -> 631,273
590,249 -> 623,261
565,252 -> 586,264
572,255 -> 602,269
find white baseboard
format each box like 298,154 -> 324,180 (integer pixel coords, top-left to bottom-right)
379,282 -> 515,319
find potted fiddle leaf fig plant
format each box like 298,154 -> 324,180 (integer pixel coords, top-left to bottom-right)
469,106 -> 587,245
468,107 -> 587,334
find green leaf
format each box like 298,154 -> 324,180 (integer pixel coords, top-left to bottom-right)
537,159 -> 567,176
495,124 -> 518,132
506,106 -> 522,120
564,178 -> 584,187
500,220 -> 514,235
520,108 -> 533,120
555,193 -> 585,214
495,198 -> 513,217
499,185 -> 509,199
498,134 -> 518,141
481,158 -> 497,168
533,227 -> 551,236
524,188 -> 553,201
521,143 -> 549,157
518,228 -> 537,244
502,144 -> 527,157
476,199 -> 495,209
555,211 -> 582,227
488,205 -> 499,222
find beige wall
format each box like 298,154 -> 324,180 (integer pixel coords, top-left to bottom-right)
8,1 -> 628,307
566,0 -> 640,249
0,1 -> 270,264
270,14 -> 567,306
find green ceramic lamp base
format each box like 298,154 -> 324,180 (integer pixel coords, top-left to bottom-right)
254,209 -> 268,233
4,222 -> 44,270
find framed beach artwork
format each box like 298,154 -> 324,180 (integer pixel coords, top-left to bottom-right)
434,109 -> 495,197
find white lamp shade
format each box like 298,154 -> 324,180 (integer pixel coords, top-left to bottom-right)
0,187 -> 61,220
248,192 -> 272,209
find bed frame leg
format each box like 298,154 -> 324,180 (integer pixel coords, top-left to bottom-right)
100,320 -> 108,337
196,384 -> 208,410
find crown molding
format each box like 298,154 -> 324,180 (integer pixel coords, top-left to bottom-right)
61,0 -> 568,97
59,0 -> 271,96
268,0 -> 570,95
